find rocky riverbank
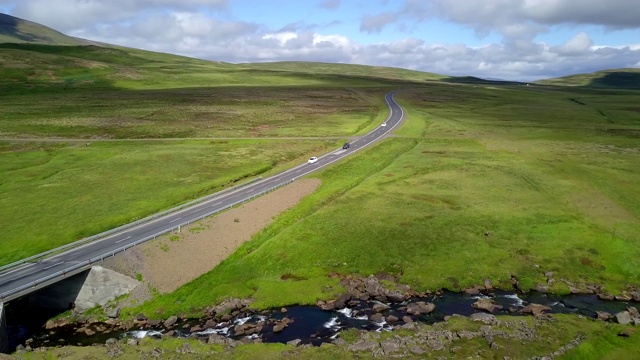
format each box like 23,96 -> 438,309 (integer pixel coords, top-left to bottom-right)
15,273 -> 639,356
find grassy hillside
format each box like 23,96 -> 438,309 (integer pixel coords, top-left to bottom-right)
2,16 -> 640,358
131,82 -> 640,315
0,43 -> 432,96
243,61 -> 445,83
0,13 -> 92,45
537,68 -> 640,89
0,42 -> 416,265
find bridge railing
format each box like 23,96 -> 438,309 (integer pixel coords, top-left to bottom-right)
0,178 -> 292,301
0,176 -> 264,275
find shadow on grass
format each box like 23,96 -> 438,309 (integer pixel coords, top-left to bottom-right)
443,76 -> 526,86
589,71 -> 640,90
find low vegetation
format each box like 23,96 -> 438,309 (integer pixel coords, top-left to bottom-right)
2,36 -> 640,357
128,82 -> 640,318
0,139 -> 337,265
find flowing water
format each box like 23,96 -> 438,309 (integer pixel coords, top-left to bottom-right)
6,290 -> 636,351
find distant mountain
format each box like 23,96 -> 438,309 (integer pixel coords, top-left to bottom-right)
537,68 -> 640,89
444,76 -> 525,86
0,13 -> 95,46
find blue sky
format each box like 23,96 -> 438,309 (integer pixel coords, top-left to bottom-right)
1,0 -> 639,81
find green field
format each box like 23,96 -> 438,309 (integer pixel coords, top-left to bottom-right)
0,139 -> 341,264
0,44 -> 407,266
124,82 -> 640,316
3,40 -> 640,358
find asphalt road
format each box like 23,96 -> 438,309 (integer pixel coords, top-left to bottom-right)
0,91 -> 405,301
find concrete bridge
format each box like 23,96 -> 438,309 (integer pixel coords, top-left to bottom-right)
0,266 -> 138,353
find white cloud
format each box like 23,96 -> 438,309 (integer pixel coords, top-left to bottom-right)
552,32 -> 593,56
360,12 -> 397,33
2,0 -> 639,81
9,0 -> 227,32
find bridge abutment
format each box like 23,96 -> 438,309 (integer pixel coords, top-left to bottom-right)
0,303 -> 8,353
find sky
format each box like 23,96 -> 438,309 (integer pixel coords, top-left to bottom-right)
1,0 -> 640,81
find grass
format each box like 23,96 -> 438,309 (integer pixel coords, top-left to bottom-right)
3,41 -> 640,358
0,86 -> 387,138
127,81 -> 640,319
0,139 -> 336,265
14,315 -> 640,359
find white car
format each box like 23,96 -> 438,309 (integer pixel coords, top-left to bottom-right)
308,157 -> 318,164
381,122 -> 387,127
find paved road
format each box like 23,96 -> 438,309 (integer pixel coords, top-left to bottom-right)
0,91 -> 405,301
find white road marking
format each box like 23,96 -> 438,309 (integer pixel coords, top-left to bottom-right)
115,236 -> 132,244
43,262 -> 64,270
169,218 -> 182,223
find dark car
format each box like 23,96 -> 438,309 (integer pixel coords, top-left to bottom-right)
342,142 -> 351,149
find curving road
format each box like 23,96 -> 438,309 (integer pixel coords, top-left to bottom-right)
0,91 -> 404,301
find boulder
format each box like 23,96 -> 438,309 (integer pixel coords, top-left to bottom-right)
387,315 -> 399,323
402,316 -> 413,323
510,275 -> 520,290
595,311 -> 613,321
126,338 -> 138,346
105,307 -> 121,319
627,306 -> 639,319
273,318 -> 292,333
233,323 -> 255,336
334,294 -> 352,309
472,298 -> 503,313
536,284 -> 549,293
372,303 -> 390,312
190,325 -> 202,333
163,315 -> 178,328
332,338 -> 347,346
586,285 -> 601,294
207,334 -> 227,345
319,300 -> 336,311
348,340 -> 378,352
470,312 -> 498,325
381,339 -> 401,355
45,318 -> 69,330
204,319 -> 217,329
615,293 -> 633,301
544,271 -> 554,279
463,287 -> 480,295
520,304 -> 551,317
484,279 -> 493,290
631,291 -> 640,302
287,339 -> 302,347
386,292 -> 406,303
364,275 -> 385,297
213,298 -> 250,316
615,311 -> 632,325
405,301 -> 435,315
569,286 -> 581,294
370,313 -> 384,323
597,293 -> 614,301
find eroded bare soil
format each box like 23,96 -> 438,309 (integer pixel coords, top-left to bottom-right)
102,178 -> 320,304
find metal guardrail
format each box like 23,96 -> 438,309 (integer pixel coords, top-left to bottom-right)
0,178 -> 291,301
1,91 -> 404,301
0,176 -> 263,274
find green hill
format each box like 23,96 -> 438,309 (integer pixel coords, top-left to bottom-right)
537,68 -> 640,89
0,13 -> 94,45
243,61 -> 445,82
